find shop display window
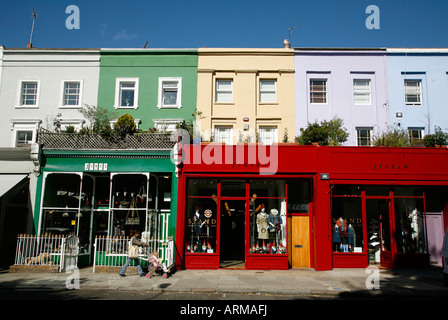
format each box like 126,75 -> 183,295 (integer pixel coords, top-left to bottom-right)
43,173 -> 82,208
110,173 -> 148,237
394,197 -> 427,254
249,180 -> 286,254
287,180 -> 311,213
249,197 -> 287,254
186,197 -> 217,253
331,197 -> 363,253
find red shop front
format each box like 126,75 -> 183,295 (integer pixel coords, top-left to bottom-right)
174,144 -> 448,271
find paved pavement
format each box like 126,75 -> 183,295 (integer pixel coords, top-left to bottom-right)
1,266 -> 448,299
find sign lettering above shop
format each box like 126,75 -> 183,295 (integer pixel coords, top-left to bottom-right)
84,162 -> 108,171
372,162 -> 408,170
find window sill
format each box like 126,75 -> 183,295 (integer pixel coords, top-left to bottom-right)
114,105 -> 139,110
214,102 -> 235,106
58,105 -> 82,109
15,105 -> 39,109
157,104 -> 182,109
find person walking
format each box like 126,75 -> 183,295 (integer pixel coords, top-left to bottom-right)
119,230 -> 148,277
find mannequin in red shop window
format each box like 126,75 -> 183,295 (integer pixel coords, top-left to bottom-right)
256,206 -> 269,253
336,217 -> 349,252
268,208 -> 281,254
191,205 -> 205,252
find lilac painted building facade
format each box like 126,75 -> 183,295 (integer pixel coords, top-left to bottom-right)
294,48 -> 389,146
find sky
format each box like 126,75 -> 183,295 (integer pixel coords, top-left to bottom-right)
0,0 -> 447,49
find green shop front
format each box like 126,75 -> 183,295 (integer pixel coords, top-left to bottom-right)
34,132 -> 177,268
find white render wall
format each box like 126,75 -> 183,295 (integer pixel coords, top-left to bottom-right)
0,48 -> 100,147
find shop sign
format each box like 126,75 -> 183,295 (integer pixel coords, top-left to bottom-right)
84,162 -> 108,171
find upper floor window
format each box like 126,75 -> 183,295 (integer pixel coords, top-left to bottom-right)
62,81 -> 81,107
214,126 -> 233,145
408,127 -> 424,142
216,79 -> 233,103
114,78 -> 139,109
259,126 -> 278,145
158,78 -> 182,109
404,80 -> 422,105
19,81 -> 39,107
310,79 -> 327,104
353,79 -> 371,105
357,127 -> 372,146
259,80 -> 277,103
10,120 -> 41,147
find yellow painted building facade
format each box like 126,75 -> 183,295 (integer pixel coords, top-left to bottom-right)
195,48 -> 295,144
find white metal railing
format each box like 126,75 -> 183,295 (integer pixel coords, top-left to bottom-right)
14,234 -> 79,272
92,236 -> 174,273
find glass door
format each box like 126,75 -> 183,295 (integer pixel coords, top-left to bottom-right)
366,199 -> 393,268
219,199 -> 246,268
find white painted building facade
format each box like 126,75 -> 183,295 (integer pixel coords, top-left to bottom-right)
0,48 -> 99,263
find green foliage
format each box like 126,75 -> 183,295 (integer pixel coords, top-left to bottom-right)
423,126 -> 448,147
113,113 -> 136,138
295,117 -> 349,146
372,126 -> 410,147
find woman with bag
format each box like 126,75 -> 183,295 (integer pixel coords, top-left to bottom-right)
119,230 -> 149,277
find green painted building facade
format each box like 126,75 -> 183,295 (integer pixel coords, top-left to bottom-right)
97,49 -> 198,131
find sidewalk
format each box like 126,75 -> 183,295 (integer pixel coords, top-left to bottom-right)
2,266 -> 448,299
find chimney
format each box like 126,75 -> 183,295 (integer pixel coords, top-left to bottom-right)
283,39 -> 290,48
27,43 -> 33,48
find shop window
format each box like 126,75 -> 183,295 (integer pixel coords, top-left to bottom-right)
394,197 -> 427,254
110,174 -> 148,237
249,197 -> 287,254
188,179 -> 218,197
332,185 -> 362,196
43,173 -> 82,208
221,180 -> 246,197
186,197 -> 217,253
331,197 -> 363,253
249,180 -> 287,254
287,180 -> 311,213
365,185 -> 390,196
250,180 -> 285,198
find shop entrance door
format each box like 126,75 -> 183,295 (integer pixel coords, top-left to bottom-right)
290,216 -> 310,268
366,199 -> 393,268
219,200 -> 246,268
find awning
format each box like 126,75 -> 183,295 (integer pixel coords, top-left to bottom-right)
0,174 -> 27,198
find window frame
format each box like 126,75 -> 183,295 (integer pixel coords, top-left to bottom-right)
214,126 -> 233,145
309,79 -> 327,104
259,79 -> 277,103
114,77 -> 139,109
10,120 -> 41,147
353,79 -> 372,105
408,127 -> 425,142
258,126 -> 278,145
16,80 -> 40,108
404,79 -> 422,106
356,127 -> 373,146
60,80 -> 83,108
157,77 -> 182,109
215,79 -> 233,103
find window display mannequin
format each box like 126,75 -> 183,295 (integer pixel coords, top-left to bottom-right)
336,217 -> 348,252
333,224 -> 341,251
256,207 -> 269,242
348,224 -> 355,252
267,208 -> 281,233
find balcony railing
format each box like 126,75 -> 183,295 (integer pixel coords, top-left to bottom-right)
38,129 -> 177,150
